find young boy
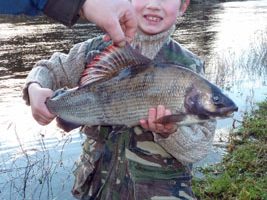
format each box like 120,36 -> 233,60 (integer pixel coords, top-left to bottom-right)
23,0 -> 216,199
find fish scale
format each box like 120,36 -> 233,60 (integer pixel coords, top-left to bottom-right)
93,67 -> 183,124
46,44 -> 238,131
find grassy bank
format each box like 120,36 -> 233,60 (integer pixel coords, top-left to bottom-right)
193,100 -> 267,200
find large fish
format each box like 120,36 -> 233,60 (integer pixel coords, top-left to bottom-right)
46,44 -> 238,132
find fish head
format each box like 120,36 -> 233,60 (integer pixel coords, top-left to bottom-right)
184,79 -> 238,119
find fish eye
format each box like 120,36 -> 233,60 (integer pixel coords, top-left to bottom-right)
212,95 -> 221,103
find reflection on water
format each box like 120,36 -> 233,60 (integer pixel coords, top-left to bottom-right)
0,1 -> 267,199
0,15 -> 102,78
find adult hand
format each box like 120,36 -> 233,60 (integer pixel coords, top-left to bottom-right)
81,0 -> 137,47
28,83 -> 55,125
140,105 -> 178,138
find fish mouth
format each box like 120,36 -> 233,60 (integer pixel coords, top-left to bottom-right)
217,106 -> 238,117
199,105 -> 239,119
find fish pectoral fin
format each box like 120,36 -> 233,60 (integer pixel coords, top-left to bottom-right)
79,42 -> 152,86
154,114 -> 186,124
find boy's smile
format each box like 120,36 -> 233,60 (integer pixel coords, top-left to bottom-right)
144,14 -> 163,23
132,0 -> 184,35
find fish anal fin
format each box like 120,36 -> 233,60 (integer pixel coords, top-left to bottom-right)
79,43 -> 152,86
154,114 -> 186,125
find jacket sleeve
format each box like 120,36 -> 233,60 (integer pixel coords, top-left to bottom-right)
0,0 -> 47,15
44,0 -> 86,26
22,37 -> 104,105
0,0 -> 85,26
153,120 -> 216,164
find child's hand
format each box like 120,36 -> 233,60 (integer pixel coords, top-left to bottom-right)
140,105 -> 177,138
28,83 -> 55,125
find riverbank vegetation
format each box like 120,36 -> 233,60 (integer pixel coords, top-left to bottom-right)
193,99 -> 267,200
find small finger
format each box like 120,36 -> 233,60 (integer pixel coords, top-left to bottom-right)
165,109 -> 172,115
155,105 -> 165,131
43,108 -> 56,120
156,105 -> 165,119
148,108 -> 157,131
139,119 -> 149,130
38,120 -> 49,126
103,34 -> 111,42
35,116 -> 50,125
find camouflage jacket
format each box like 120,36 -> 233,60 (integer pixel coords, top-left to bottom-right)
73,125 -> 198,200
23,36 -> 215,200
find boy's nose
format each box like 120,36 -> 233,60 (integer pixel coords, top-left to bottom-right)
146,0 -> 161,9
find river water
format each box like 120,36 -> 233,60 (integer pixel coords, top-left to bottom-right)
0,1 -> 266,200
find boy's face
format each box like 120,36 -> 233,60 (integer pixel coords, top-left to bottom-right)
132,0 -> 185,35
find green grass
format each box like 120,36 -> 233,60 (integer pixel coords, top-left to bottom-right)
193,99 -> 267,200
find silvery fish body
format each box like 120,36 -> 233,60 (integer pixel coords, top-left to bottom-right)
46,44 -> 238,130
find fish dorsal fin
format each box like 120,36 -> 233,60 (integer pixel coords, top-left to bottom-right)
79,43 -> 152,86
